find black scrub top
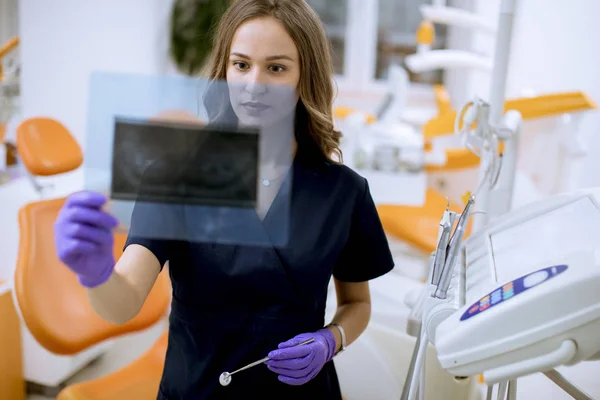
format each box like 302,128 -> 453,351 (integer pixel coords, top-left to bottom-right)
124,151 -> 395,400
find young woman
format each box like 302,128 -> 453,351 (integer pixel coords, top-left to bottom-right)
53,0 -> 394,398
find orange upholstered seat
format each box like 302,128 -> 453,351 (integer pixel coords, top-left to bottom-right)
13,115 -> 172,399
57,332 -> 168,400
378,188 -> 472,254
14,198 -> 171,355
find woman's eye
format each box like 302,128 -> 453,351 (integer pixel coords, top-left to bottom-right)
269,65 -> 285,73
233,61 -> 249,70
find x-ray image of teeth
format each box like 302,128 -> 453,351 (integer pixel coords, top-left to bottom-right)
111,118 -> 189,201
111,118 -> 260,208
181,134 -> 259,206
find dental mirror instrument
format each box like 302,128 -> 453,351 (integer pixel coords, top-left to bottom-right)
219,338 -> 315,386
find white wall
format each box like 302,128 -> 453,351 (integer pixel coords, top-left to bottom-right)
507,0 -> 600,188
18,0 -> 175,149
447,0 -> 600,188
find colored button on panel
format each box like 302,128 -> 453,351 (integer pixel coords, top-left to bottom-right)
480,303 -> 490,311
469,304 -> 479,314
503,283 -> 513,291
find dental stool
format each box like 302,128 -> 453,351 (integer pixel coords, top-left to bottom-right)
14,198 -> 171,399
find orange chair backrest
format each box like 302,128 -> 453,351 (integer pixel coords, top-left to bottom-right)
424,91 -> 597,142
16,118 -> 83,176
14,198 -> 172,355
422,90 -> 596,172
333,106 -> 377,124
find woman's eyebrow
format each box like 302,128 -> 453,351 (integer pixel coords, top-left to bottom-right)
230,52 -> 295,62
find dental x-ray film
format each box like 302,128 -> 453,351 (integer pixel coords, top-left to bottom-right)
111,118 -> 260,208
84,72 -> 295,247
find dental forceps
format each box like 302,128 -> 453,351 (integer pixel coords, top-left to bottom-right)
219,338 -> 315,386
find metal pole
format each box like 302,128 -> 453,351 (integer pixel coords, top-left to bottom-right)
400,326 -> 423,400
486,385 -> 494,400
544,369 -> 594,400
507,380 -> 517,399
496,381 -> 508,400
472,0 -> 518,232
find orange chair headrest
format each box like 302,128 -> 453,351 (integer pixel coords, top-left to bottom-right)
16,118 -> 83,176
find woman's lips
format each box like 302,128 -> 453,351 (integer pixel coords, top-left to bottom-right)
241,102 -> 270,112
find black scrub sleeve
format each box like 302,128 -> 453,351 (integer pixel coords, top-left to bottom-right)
122,159 -> 181,270
333,178 -> 395,282
123,208 -> 172,270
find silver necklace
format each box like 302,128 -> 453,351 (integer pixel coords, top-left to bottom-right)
260,147 -> 294,187
262,178 -> 274,187
261,168 -> 287,187
261,175 -> 282,187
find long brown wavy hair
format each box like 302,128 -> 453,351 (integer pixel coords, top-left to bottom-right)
202,0 -> 342,162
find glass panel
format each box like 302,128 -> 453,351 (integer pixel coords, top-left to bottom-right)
376,0 -> 448,83
85,72 -> 295,247
306,0 -> 349,75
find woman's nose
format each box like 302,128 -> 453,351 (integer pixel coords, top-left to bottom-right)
244,71 -> 268,95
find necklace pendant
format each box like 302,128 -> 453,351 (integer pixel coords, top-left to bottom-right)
262,179 -> 271,187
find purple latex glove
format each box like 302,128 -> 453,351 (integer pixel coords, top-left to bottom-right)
266,329 -> 337,386
54,191 -> 119,288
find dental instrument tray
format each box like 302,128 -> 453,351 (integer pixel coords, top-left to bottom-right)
434,188 -> 600,383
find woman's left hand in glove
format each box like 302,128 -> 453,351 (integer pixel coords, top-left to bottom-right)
266,329 -> 337,386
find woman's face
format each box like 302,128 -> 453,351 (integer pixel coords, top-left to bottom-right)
226,17 -> 301,129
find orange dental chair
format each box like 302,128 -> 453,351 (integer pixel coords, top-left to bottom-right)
15,199 -> 171,398
13,116 -> 172,399
375,85 -> 477,256
377,87 -> 596,258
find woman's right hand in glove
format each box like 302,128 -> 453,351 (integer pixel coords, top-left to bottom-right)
54,191 -> 119,288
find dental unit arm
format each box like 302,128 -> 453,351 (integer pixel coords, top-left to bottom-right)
406,1 -> 495,73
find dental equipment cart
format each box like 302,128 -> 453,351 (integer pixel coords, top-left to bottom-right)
404,188 -> 600,400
